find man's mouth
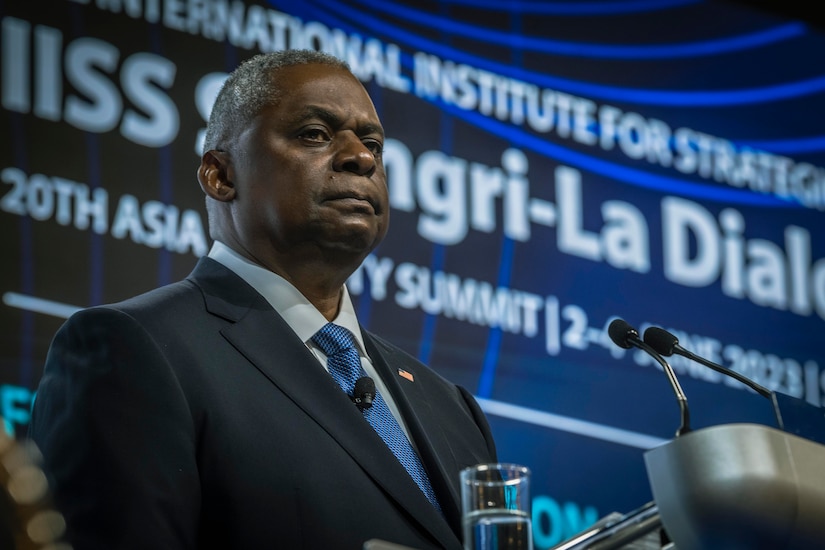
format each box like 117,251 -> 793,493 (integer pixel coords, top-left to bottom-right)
324,194 -> 377,214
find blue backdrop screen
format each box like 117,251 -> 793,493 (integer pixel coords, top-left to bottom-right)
2,0 -> 823,546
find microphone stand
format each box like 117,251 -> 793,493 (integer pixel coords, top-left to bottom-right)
609,319 -> 691,437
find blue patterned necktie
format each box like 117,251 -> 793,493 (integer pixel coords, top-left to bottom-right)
312,322 -> 441,512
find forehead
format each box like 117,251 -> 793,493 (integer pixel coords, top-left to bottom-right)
268,64 -> 381,125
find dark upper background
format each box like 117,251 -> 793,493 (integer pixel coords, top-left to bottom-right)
727,0 -> 825,29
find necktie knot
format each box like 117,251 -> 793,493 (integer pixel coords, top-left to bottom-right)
312,322 -> 357,357
312,323 -> 362,392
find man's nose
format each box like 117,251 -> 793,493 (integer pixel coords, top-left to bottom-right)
333,134 -> 377,176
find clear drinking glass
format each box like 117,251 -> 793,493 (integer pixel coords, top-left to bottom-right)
460,463 -> 533,550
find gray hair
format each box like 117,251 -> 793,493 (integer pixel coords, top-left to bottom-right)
202,49 -> 351,153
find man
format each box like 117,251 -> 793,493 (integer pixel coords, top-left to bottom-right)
30,49 -> 497,549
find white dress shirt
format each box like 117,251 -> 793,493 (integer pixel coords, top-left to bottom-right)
207,241 -> 414,440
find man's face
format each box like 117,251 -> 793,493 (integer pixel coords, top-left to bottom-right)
224,63 -> 388,269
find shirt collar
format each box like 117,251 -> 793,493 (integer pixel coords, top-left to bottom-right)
207,241 -> 365,352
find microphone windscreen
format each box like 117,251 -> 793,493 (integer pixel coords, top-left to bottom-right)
354,377 -> 375,397
644,327 -> 678,357
608,319 -> 636,349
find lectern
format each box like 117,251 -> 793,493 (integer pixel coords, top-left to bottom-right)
645,423 -> 825,549
552,421 -> 825,549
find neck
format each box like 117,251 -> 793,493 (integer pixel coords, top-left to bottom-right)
215,236 -> 359,321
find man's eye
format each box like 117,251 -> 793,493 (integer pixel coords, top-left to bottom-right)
364,140 -> 383,155
300,129 -> 329,142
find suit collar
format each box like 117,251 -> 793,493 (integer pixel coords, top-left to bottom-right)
187,258 -> 462,549
186,257 -> 258,322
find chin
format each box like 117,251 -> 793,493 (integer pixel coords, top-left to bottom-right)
321,234 -> 376,256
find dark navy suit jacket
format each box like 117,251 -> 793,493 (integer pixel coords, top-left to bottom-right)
30,257 -> 497,549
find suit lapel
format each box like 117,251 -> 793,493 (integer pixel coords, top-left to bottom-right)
188,258 -> 461,549
364,334 -> 465,533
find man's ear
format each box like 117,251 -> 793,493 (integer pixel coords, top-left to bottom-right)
197,150 -> 236,202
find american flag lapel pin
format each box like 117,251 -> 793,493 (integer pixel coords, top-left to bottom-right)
397,368 -> 414,382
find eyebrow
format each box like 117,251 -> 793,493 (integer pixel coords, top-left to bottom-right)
295,106 -> 384,138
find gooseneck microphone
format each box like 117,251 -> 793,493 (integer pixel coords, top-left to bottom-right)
608,319 -> 691,436
352,377 -> 375,410
643,326 -> 771,399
